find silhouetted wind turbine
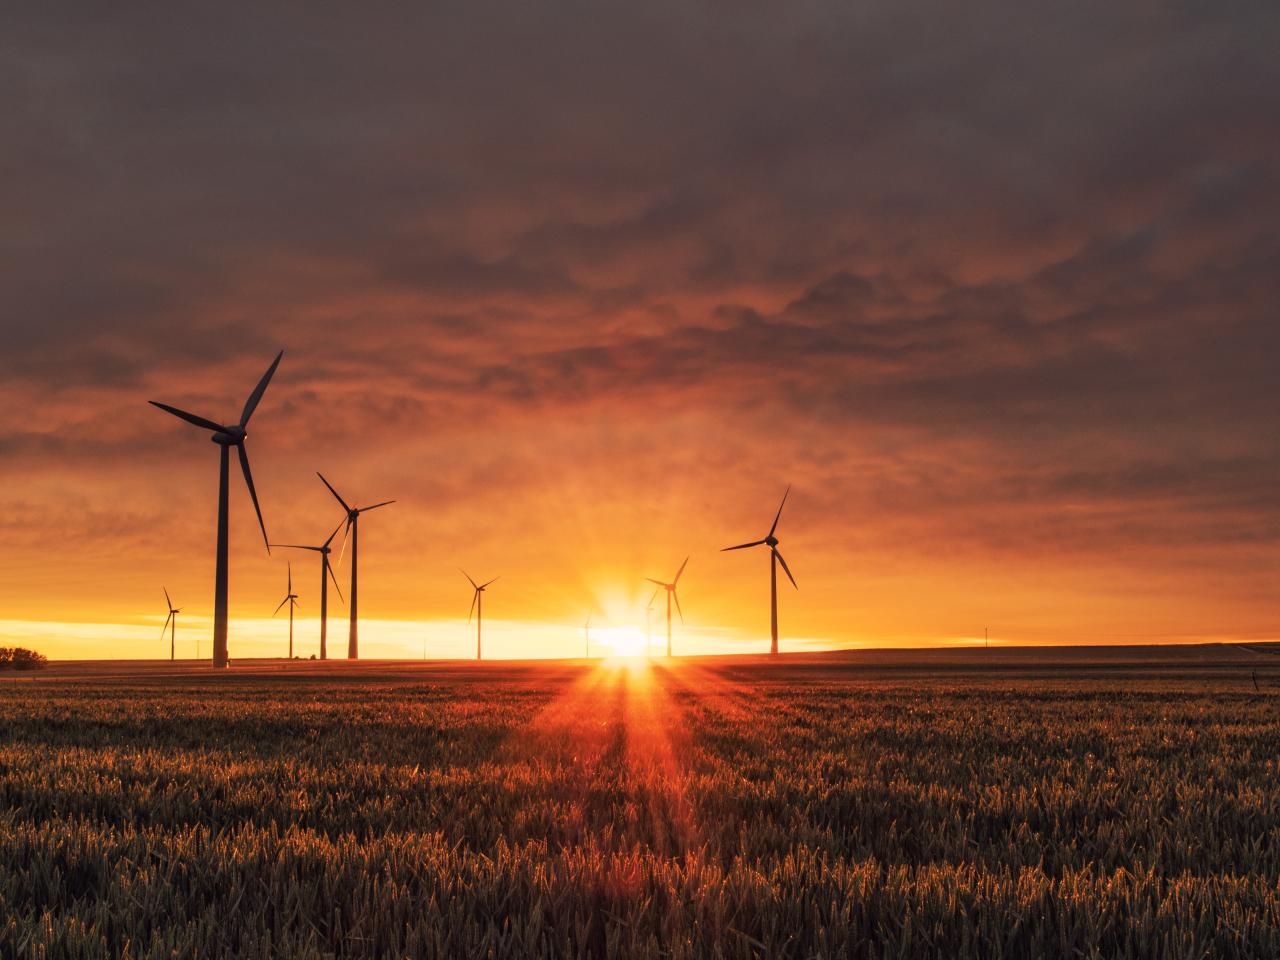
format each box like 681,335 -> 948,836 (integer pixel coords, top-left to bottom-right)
318,473 -> 394,659
646,557 -> 688,658
150,351 -> 282,668
161,588 -> 181,661
271,518 -> 345,660
722,485 -> 796,655
462,570 -> 498,661
273,562 -> 300,658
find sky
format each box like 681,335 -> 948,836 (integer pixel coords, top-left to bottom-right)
2,2 -> 1278,659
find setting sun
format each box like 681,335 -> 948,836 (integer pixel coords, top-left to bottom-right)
594,625 -> 649,658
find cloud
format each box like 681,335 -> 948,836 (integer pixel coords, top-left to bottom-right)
2,0 -> 1278,645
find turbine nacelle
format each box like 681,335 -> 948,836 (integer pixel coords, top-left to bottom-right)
211,426 -> 247,445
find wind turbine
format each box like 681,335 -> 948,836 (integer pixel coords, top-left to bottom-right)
161,588 -> 181,661
462,570 -> 498,660
273,562 -> 300,658
646,557 -> 688,658
317,473 -> 394,659
271,519 -> 345,659
150,351 -> 282,669
722,485 -> 796,655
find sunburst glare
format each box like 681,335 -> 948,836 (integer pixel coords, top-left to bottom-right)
593,625 -> 649,658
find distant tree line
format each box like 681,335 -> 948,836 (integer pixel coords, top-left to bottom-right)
0,648 -> 48,670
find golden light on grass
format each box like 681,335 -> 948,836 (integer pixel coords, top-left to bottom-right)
5,652 -> 1280,955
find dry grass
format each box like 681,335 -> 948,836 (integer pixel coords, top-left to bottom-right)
1,649 -> 1277,958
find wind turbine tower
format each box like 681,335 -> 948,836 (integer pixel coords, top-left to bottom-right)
645,598 -> 655,655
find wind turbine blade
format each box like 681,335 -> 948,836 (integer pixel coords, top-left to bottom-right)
322,516 -> 345,548
468,590 -> 478,624
721,539 -> 767,552
287,563 -> 292,593
327,558 -> 345,602
271,544 -> 323,552
460,569 -> 479,589
162,611 -> 173,635
649,587 -> 660,606
360,499 -> 396,513
673,590 -> 684,624
273,596 -> 289,616
239,350 -> 283,426
237,445 -> 270,551
768,484 -> 791,538
335,518 -> 352,570
316,472 -> 352,512
674,556 -> 689,584
774,548 -> 797,589
481,576 -> 500,589
645,578 -> 667,587
163,586 -> 172,609
148,401 -> 228,434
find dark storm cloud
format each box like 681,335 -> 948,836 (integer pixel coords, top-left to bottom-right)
2,0 -> 1279,631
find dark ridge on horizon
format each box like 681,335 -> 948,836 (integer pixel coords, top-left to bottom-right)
21,641 -> 1280,688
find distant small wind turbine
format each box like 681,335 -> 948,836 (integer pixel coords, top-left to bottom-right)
722,485 -> 796,655
645,598 -> 655,654
150,351 -> 282,669
161,588 -> 181,661
271,518 -> 345,660
273,562 -> 300,658
646,557 -> 688,658
462,570 -> 498,660
318,473 -> 394,660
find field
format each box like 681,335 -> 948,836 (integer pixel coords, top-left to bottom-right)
2,646 -> 1280,959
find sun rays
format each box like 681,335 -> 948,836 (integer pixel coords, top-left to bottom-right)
510,658 -> 701,855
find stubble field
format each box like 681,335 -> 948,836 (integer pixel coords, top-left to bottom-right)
1,645 -> 1278,958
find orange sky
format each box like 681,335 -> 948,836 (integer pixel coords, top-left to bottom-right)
2,3 -> 1278,659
